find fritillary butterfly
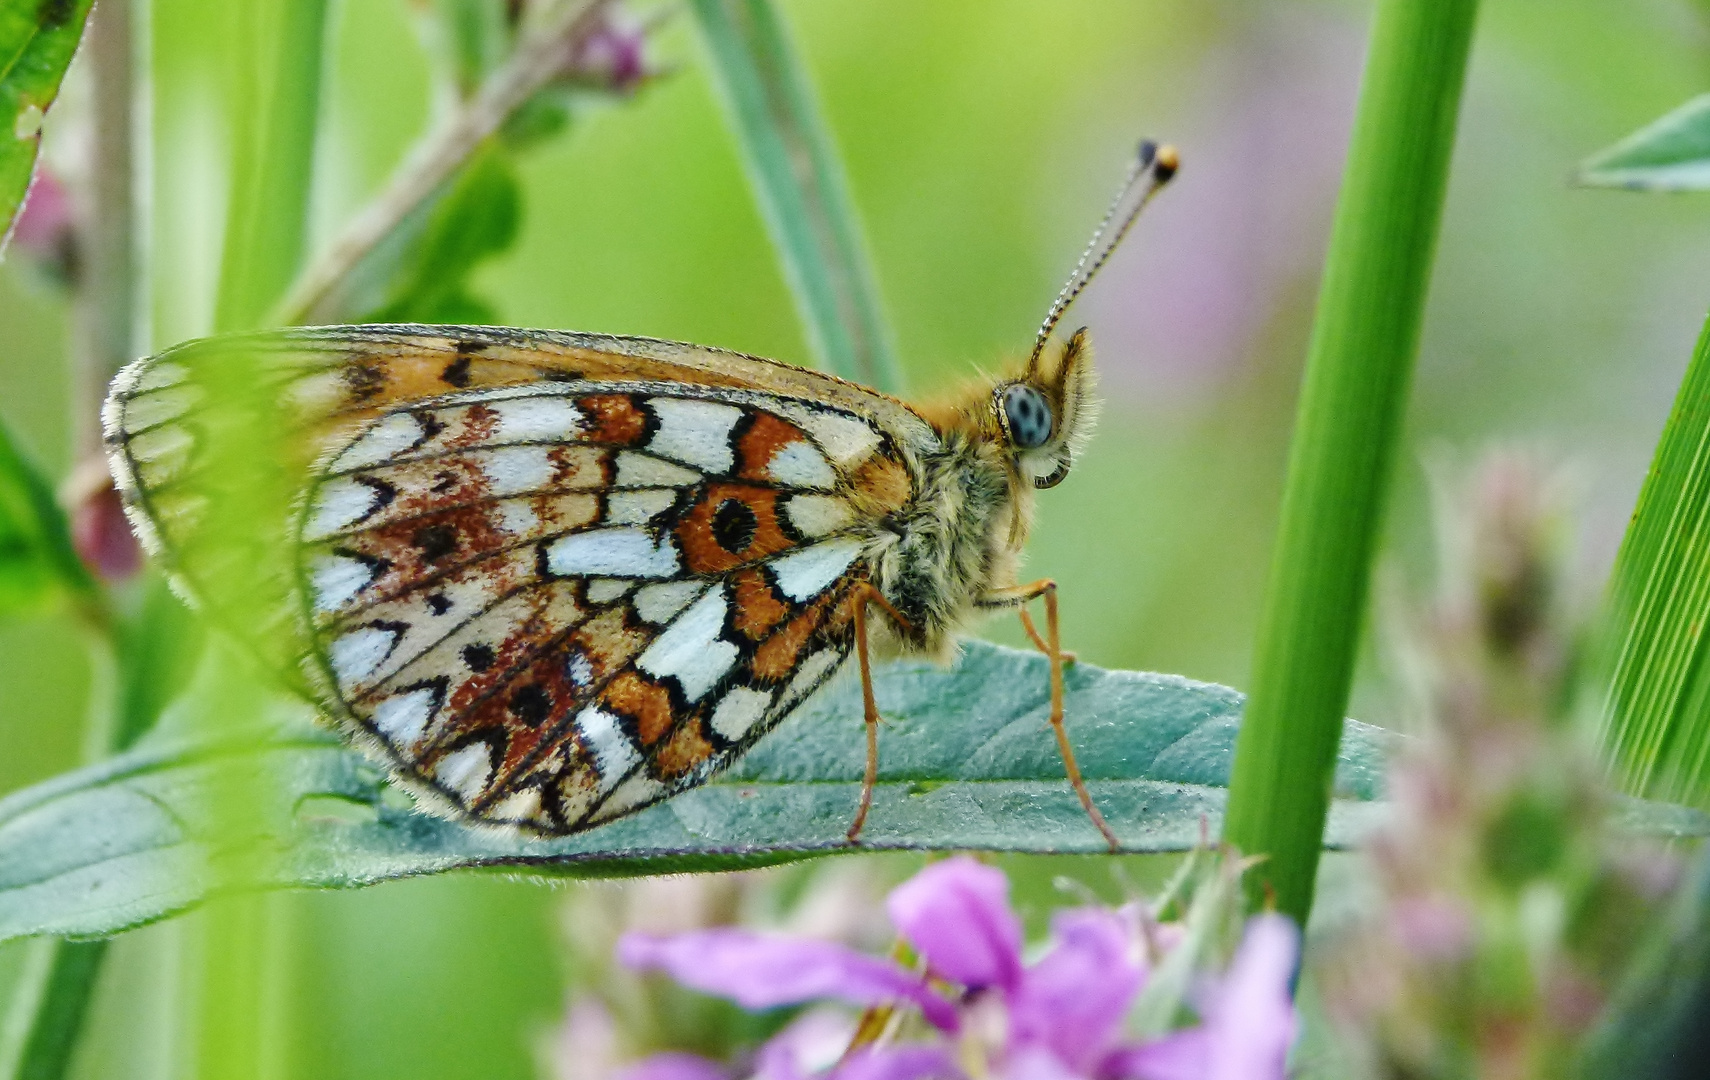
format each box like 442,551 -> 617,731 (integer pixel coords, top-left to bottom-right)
103,143 -> 1177,849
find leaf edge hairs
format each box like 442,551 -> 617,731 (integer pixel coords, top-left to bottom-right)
101,142 -> 1178,851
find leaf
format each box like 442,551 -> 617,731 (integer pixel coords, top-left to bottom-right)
690,0 -> 901,391
4,640 -> 1705,943
0,0 -> 97,251
1578,95 -> 1710,191
1598,312 -> 1710,808
353,143 -> 521,324
0,412 -> 90,614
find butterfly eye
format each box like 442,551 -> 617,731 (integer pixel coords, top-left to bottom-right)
1000,384 -> 1054,449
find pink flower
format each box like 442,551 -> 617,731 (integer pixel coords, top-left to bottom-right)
1104,915 -> 1299,1080
616,859 -> 1299,1080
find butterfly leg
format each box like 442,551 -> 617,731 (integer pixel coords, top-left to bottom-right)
978,579 -> 1120,852
846,582 -> 911,844
1017,607 -> 1076,665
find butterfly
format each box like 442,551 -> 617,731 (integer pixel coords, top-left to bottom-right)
103,141 -> 1177,850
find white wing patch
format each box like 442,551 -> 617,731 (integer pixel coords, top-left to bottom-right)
491,396 -> 583,442
434,742 -> 494,801
614,451 -> 701,488
637,585 -> 739,702
645,397 -> 742,472
480,446 -> 557,496
783,494 -> 854,538
372,685 -> 441,748
546,528 -> 680,578
634,580 -> 705,625
578,705 -> 641,792
334,413 -> 426,472
765,440 -> 837,490
710,686 -> 774,741
776,404 -> 884,470
306,477 -> 388,540
310,552 -> 382,613
330,624 -> 402,690
607,489 -> 677,525
769,538 -> 863,601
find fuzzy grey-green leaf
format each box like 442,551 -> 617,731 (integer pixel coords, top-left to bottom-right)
2,640 -> 1705,943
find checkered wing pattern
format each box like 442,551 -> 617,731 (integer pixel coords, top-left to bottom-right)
106,326 -> 926,832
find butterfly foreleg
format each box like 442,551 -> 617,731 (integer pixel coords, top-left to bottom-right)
845,582 -> 911,844
976,579 -> 1119,852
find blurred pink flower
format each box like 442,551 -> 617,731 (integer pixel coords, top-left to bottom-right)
65,460 -> 142,581
8,165 -> 78,282
617,858 -> 1298,1080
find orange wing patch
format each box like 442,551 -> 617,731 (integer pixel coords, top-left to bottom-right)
674,483 -> 796,575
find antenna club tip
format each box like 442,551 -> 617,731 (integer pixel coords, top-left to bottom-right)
1152,144 -> 1179,183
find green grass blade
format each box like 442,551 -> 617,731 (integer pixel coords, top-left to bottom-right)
211,0 -> 329,332
0,0 -> 95,249
1577,94 -> 1710,192
1221,0 -> 1482,924
689,0 -> 901,392
1598,311 -> 1710,808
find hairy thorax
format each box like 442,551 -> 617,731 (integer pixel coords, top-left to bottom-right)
861,429 -> 1029,661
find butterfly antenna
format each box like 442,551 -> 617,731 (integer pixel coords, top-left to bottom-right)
1028,139 -> 1178,371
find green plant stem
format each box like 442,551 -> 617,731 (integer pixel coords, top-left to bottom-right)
73,0 -> 139,455
194,3 -> 329,1077
271,0 -> 609,326
1222,0 -> 1481,924
690,0 -> 900,392
212,0 -> 329,332
0,939 -> 108,1080
1598,311 -> 1710,808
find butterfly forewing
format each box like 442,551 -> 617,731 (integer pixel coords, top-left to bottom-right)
107,325 -> 928,834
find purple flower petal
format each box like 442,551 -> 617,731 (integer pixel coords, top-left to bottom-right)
1203,914 -> 1297,1080
1001,1045 -> 1081,1080
755,1010 -> 860,1080
1098,1030 -> 1209,1080
618,930 -> 957,1031
614,1053 -> 729,1080
1009,908 -> 1144,1074
835,1046 -> 962,1080
886,858 -> 1024,992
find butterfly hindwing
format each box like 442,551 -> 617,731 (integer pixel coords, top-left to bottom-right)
107,325 -> 931,834
293,366 -> 915,833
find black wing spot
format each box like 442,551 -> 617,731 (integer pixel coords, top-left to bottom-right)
461,642 -> 496,672
343,363 -> 387,402
509,684 -> 552,727
412,523 -> 458,562
454,338 -> 493,354
712,498 -> 759,554
426,593 -> 452,615
355,475 -> 397,513
442,356 -> 473,388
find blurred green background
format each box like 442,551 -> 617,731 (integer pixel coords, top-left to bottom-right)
4,0 -> 1710,1076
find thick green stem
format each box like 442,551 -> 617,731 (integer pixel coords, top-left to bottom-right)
1222,0 -> 1481,924
690,0 -> 900,392
195,3 -> 328,1077
212,0 -> 329,333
